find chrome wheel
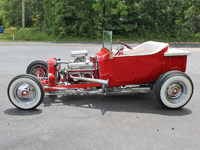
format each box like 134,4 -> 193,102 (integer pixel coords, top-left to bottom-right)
165,82 -> 186,104
8,74 -> 44,109
154,71 -> 193,109
15,83 -> 37,104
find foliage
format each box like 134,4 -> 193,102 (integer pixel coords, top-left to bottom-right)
185,5 -> 200,33
43,0 -> 97,38
0,0 -> 200,41
0,0 -> 43,28
1,27 -> 200,42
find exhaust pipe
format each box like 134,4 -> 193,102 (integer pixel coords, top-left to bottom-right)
70,75 -> 108,85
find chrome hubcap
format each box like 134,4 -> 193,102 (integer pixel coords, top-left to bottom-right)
165,82 -> 186,104
16,83 -> 36,102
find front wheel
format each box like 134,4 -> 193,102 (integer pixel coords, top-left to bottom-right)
7,74 -> 44,110
26,60 -> 48,77
154,71 -> 193,109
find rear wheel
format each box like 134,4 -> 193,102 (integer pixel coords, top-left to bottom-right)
154,71 -> 193,109
26,60 -> 48,77
7,74 -> 44,109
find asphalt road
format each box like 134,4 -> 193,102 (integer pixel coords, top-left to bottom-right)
0,42 -> 200,150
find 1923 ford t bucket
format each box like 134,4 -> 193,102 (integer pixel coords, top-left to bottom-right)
7,31 -> 193,110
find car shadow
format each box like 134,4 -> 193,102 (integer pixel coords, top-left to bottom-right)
4,108 -> 42,116
43,89 -> 192,116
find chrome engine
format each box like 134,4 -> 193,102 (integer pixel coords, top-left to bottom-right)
69,50 -> 95,70
68,61 -> 95,71
71,50 -> 88,63
58,50 -> 98,83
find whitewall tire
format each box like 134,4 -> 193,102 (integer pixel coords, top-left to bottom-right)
154,71 -> 193,109
7,74 -> 44,110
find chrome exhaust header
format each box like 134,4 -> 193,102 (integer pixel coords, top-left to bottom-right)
69,75 -> 108,85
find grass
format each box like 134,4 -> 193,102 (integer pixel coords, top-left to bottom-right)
0,27 -> 103,42
0,27 -> 14,42
0,27 -> 55,42
1,27 -> 200,43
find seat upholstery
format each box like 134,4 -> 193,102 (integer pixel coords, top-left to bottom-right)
123,41 -> 169,56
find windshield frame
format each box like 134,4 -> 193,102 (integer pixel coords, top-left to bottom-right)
103,31 -> 113,59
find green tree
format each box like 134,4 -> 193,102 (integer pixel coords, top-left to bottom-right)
1,0 -> 199,40
1,0 -> 44,28
44,0 -> 98,38
184,2 -> 200,33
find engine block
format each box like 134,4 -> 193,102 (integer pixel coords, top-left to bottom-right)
68,61 -> 95,71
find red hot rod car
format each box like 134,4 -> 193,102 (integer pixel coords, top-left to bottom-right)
7,31 -> 193,110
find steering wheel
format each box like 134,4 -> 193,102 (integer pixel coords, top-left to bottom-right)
116,40 -> 133,50
115,44 -> 123,55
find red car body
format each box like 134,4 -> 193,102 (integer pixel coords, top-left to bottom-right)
7,31 -> 193,110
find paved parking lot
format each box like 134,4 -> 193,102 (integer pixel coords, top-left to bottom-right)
0,42 -> 200,150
